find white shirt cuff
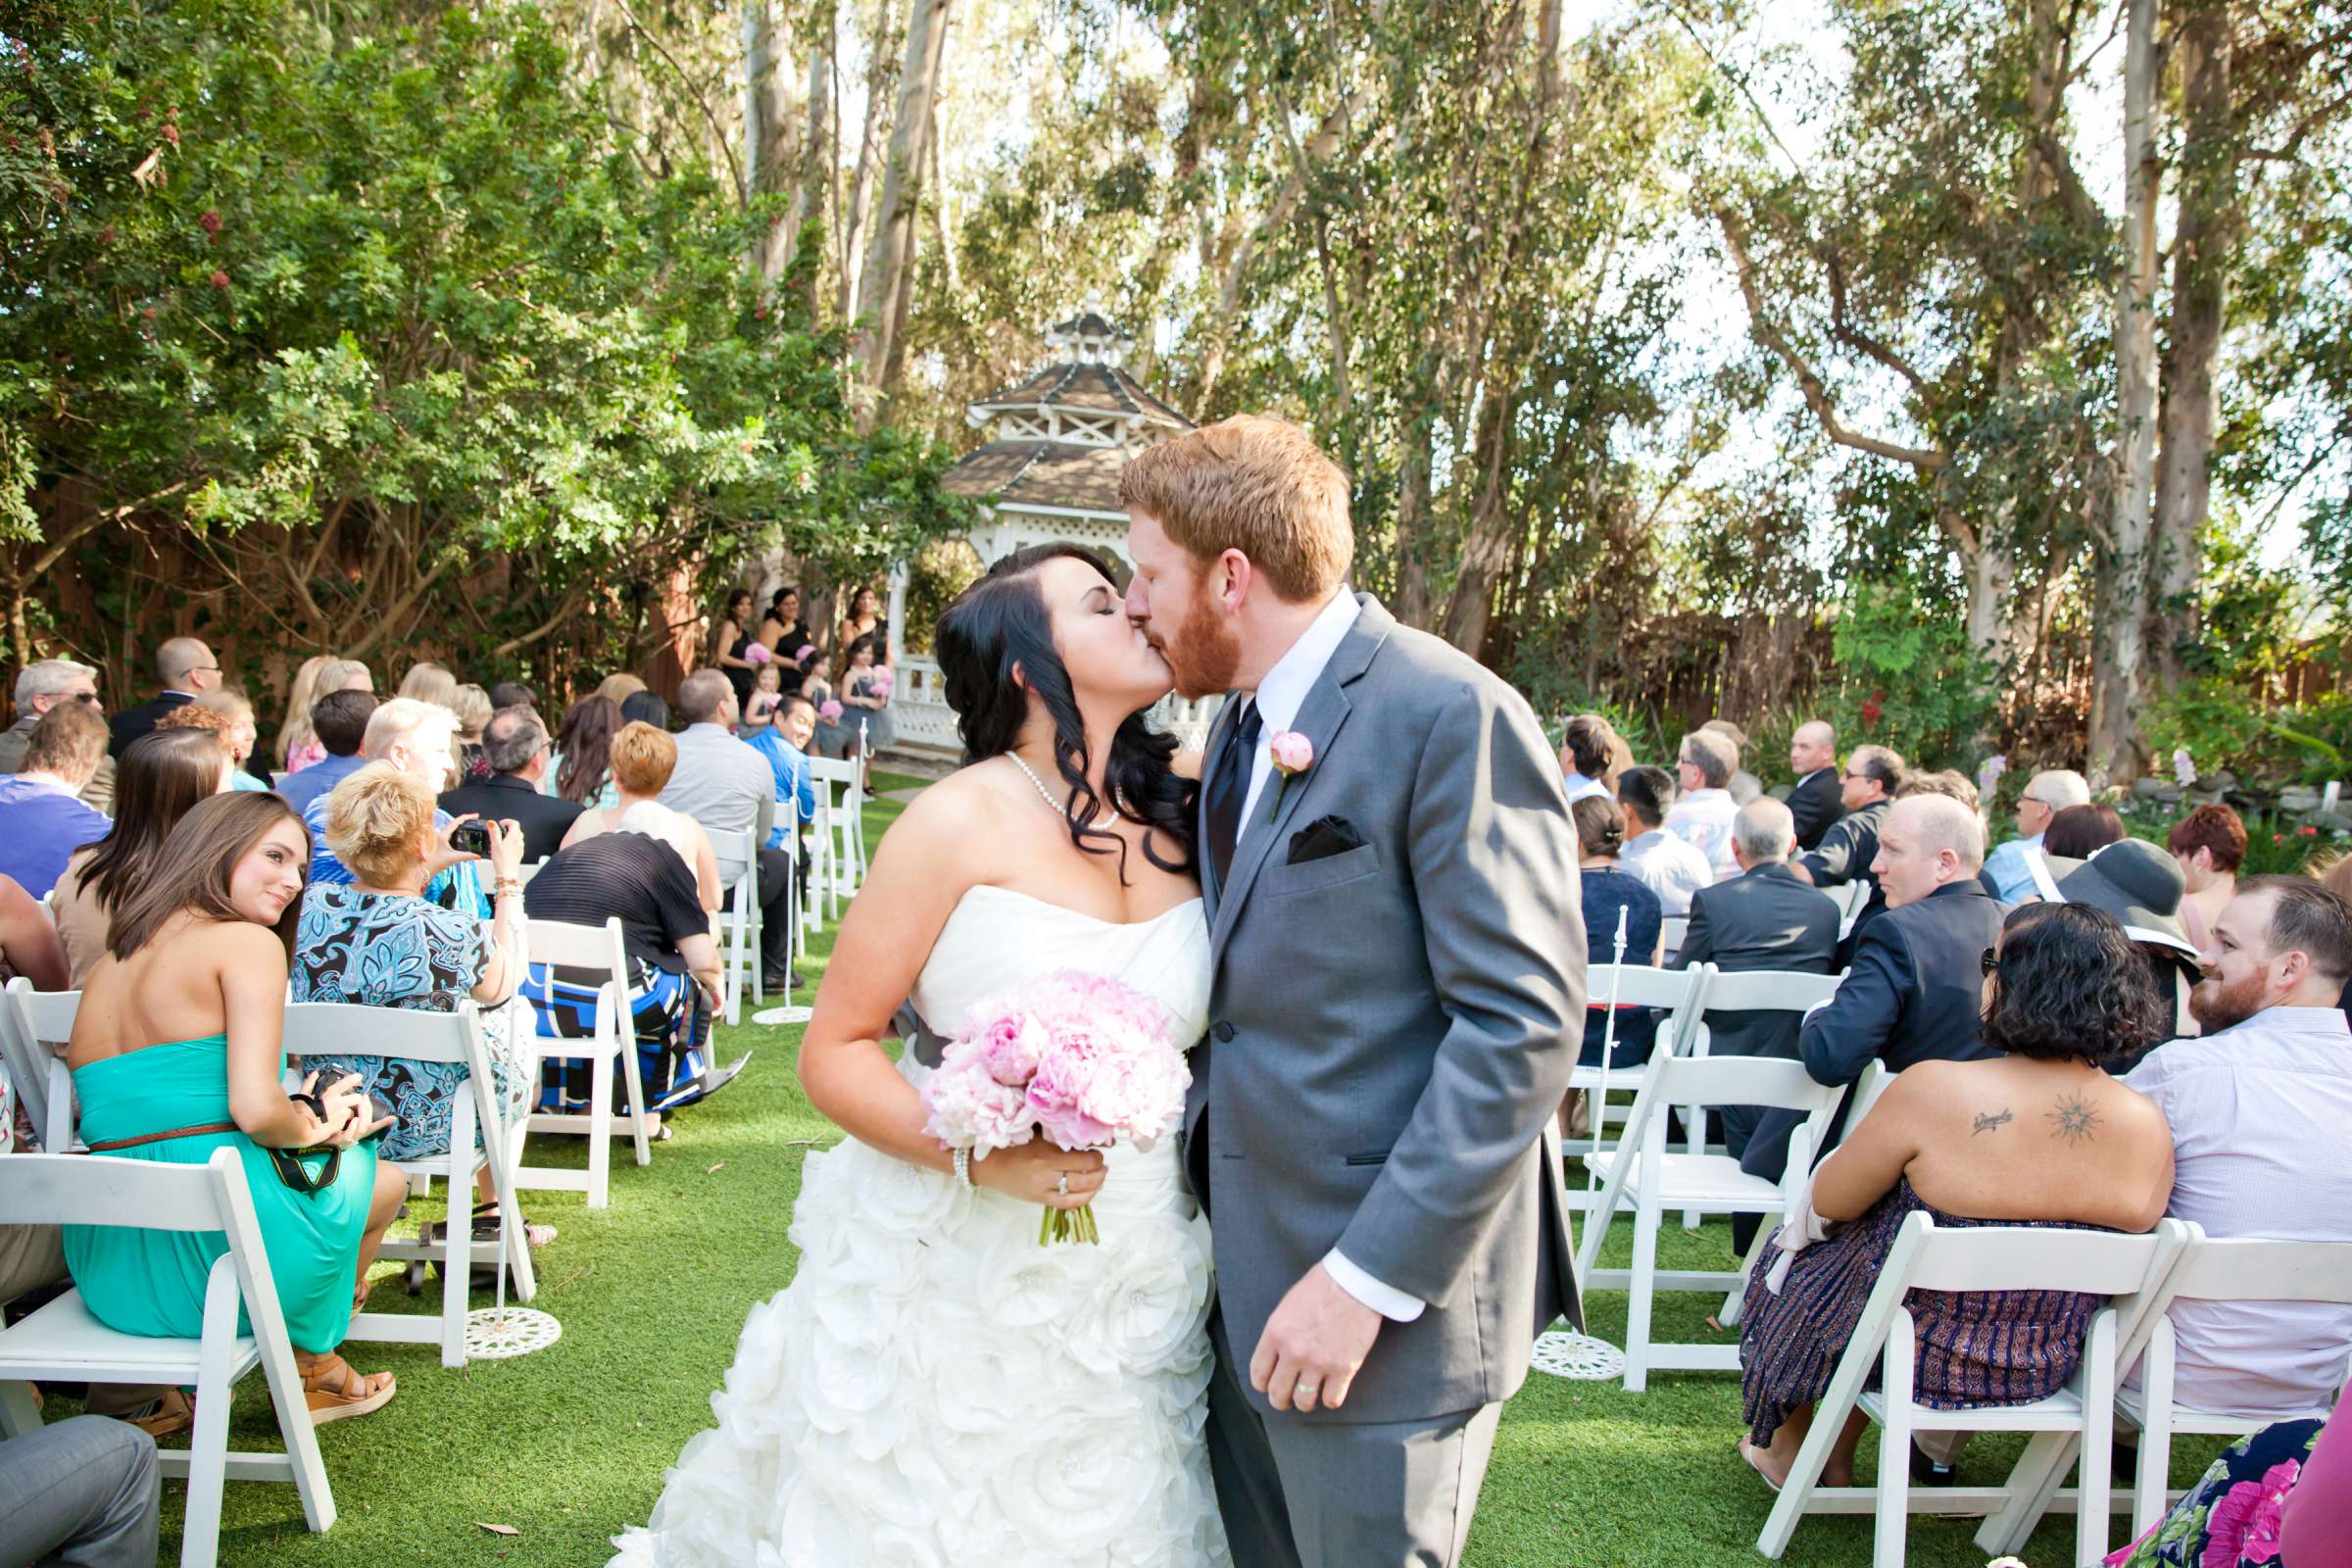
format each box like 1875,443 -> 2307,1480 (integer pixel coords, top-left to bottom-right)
1322,1249 -> 1426,1322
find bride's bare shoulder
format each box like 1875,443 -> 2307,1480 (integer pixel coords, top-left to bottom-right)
1170,749 -> 1203,781
875,762 -> 1023,857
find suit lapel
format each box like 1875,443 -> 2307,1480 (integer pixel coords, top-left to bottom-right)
1208,596 -> 1393,963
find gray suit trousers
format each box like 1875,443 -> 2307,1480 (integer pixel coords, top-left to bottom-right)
0,1416 -> 160,1568
1206,1313 -> 1501,1568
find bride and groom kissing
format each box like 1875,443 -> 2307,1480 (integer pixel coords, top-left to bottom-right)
612,415 -> 1591,1568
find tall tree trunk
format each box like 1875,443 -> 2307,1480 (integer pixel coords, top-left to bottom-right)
836,0 -> 901,325
779,9 -> 833,285
852,0 -> 954,401
2153,0 -> 2235,685
741,0 -> 803,289
1392,413 -> 1436,628
1440,371 -> 1517,656
2090,0 -> 2161,786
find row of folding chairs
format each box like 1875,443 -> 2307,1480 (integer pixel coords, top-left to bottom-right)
1756,1218 -> 2352,1568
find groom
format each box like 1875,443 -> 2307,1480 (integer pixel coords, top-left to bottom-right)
1123,416 -> 1587,1566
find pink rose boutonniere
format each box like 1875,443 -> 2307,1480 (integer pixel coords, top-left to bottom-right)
1265,730 -> 1314,821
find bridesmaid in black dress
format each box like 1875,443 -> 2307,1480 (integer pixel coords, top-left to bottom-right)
709,589 -> 759,709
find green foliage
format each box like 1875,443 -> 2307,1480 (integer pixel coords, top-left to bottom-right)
1816,579 -> 1995,772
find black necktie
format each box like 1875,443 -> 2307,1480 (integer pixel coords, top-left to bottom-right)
1204,699 -> 1261,890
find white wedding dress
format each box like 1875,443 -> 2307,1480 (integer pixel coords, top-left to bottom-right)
610,884 -> 1228,1568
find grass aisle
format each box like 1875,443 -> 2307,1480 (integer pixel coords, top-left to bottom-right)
93,771 -> 2204,1566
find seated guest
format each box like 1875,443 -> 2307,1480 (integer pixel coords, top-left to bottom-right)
1896,767 -> 1979,812
548,694 -> 624,810
396,660 -> 458,710
1665,728 -> 1741,880
2168,802 -> 2246,951
292,765 -> 541,1243
745,692 -> 818,848
2044,838 -> 2201,1050
2124,876 -> 2352,1419
1574,795 -> 1663,1070
64,792 -> 406,1422
488,679 -> 536,710
2039,802 -> 2126,864
1792,742 -> 1903,937
0,873 -> 66,993
275,689 -> 378,815
49,728 -> 231,984
593,671 -> 647,708
0,703 -> 113,899
1,657 -> 115,811
1619,764 -> 1713,916
303,698 -> 486,919
561,721 -> 722,910
1677,798 -> 1840,1172
1743,794 -> 2004,1186
451,683 -> 494,782
1558,713 -> 1615,803
1738,901 -> 2175,1490
195,688 -> 271,790
661,670 -> 792,992
2110,1371 -> 2352,1567
520,822 -> 729,1115
1981,767 -> 2091,903
0,1417 -> 161,1567
440,706 -> 583,861
1784,720 -> 1841,851
1701,718 -> 1763,806
620,690 -> 670,731
108,635 -> 220,756
272,656 -> 334,776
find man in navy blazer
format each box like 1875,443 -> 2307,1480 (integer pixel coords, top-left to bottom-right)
1741,794 -> 2003,1186
1675,797 -> 1841,1164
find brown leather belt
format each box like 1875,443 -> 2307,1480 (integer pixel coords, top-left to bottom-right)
84,1122 -> 238,1152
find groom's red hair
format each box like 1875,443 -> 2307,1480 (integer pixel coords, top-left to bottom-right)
1118,415 -> 1353,604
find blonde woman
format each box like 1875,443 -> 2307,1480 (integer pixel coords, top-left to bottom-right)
593,672 -> 648,707
276,656 -> 334,774
195,689 -> 271,791
397,661 -> 459,710
451,683 -> 494,783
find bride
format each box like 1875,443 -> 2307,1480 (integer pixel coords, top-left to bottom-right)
611,543 -> 1227,1568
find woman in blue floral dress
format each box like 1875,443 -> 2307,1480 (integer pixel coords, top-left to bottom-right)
290,763 -> 539,1250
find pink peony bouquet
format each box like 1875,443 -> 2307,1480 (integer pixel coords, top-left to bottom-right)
794,642 -> 817,666
744,642 -> 773,664
818,698 -> 844,722
920,969 -> 1190,1245
866,665 -> 894,699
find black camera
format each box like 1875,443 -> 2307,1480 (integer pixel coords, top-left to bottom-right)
450,820 -> 493,858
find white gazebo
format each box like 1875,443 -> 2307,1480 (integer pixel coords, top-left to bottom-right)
886,311 -> 1222,751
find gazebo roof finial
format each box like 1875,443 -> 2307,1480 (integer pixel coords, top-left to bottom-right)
1044,300 -> 1132,367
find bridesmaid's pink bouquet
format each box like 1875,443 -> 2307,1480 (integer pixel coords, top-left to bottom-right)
920,969 -> 1191,1245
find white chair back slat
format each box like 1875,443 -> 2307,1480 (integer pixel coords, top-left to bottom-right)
3,978 -> 82,1152
1582,962 -> 1706,1015
1653,1052 -> 1844,1113
1698,968 -> 1843,1014
0,1150 -> 231,1231
1901,1225 -> 2176,1297
519,915 -> 650,1202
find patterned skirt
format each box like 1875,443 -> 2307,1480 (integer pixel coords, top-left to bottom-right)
1739,1176 -> 2113,1447
2104,1417 -> 2324,1566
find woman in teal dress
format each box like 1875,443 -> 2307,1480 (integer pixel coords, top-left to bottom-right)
64,791 -> 408,1423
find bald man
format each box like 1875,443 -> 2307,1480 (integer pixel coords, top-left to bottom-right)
109,636 -> 222,758
1785,720 -> 1841,850
1740,794 -> 2005,1186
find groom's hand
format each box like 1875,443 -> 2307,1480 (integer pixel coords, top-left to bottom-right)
1250,1263 -> 1381,1413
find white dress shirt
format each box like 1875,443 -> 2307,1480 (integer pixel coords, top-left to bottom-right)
1664,787 -> 1740,881
1562,770 -> 1610,804
1621,827 -> 1714,916
1228,589 -> 1422,1323
2124,1006 -> 2352,1418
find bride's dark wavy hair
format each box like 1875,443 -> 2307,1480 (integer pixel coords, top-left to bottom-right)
934,542 -> 1197,883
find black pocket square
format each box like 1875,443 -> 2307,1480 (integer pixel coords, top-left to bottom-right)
1289,814 -> 1364,864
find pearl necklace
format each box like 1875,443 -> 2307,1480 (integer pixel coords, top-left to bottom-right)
1007,753 -> 1121,831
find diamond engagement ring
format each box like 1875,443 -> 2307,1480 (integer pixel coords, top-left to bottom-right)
1054,1173 -> 1069,1197
1295,1379 -> 1321,1399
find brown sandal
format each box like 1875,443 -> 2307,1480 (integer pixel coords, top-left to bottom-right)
296,1352 -> 396,1425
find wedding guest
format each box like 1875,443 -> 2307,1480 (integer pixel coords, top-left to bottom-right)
0,703 -> 113,899
1665,728 -> 1740,880
2168,803 -> 2247,952
1792,742 -> 1903,933
488,680 -> 536,710
440,706 -> 582,861
275,690 -> 377,816
194,688 -> 271,790
1744,794 -> 2002,1186
560,721 -> 721,911
1701,718 -> 1763,806
0,873 -> 67,991
1,658 -> 114,812
1982,767 -> 2091,903
746,692 -> 818,845
64,792 -> 406,1423
1785,720 -> 1841,852
710,587 -> 760,709
662,672 -> 791,988
304,698 -> 486,918
1558,713 -> 1615,803
109,636 -> 220,756
0,1417 -> 160,1568
548,695 -> 623,809
1677,798 -> 1840,1174
293,765 -> 541,1242
2041,802 -> 2126,862
1619,764 -> 1713,916
1896,768 -> 1980,813
2123,876 -> 2352,1419
2046,839 -> 2201,1052
1574,795 -> 1663,1070
1737,901 -> 2175,1491
49,727 -> 232,984
2109,1375 -> 2352,1568
396,661 -> 458,710
451,684 -> 495,782
273,656 -> 336,776
592,671 -> 648,708
620,690 -> 670,732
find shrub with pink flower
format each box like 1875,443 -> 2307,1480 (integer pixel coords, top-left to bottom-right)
920,969 -> 1190,1245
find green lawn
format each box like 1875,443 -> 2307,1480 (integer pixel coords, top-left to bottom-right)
47,770 -> 2220,1567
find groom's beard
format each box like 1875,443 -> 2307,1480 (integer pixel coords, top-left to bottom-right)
1152,590 -> 1242,700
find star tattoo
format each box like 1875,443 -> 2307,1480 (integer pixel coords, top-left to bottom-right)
2046,1094 -> 2101,1146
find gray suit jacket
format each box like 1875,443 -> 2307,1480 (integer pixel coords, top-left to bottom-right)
1186,595 -> 1586,1425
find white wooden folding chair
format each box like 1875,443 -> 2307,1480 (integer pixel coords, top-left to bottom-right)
280,1001 -> 534,1368
0,977 -> 79,1152
808,755 -> 866,913
1578,1050 -> 1844,1390
1678,967 -> 1846,1230
516,916 -> 652,1210
0,1151 -> 339,1566
1975,1227 -> 2352,1554
1756,1213 -> 2184,1568
1561,963 -> 1711,1177
716,825 -> 760,1025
